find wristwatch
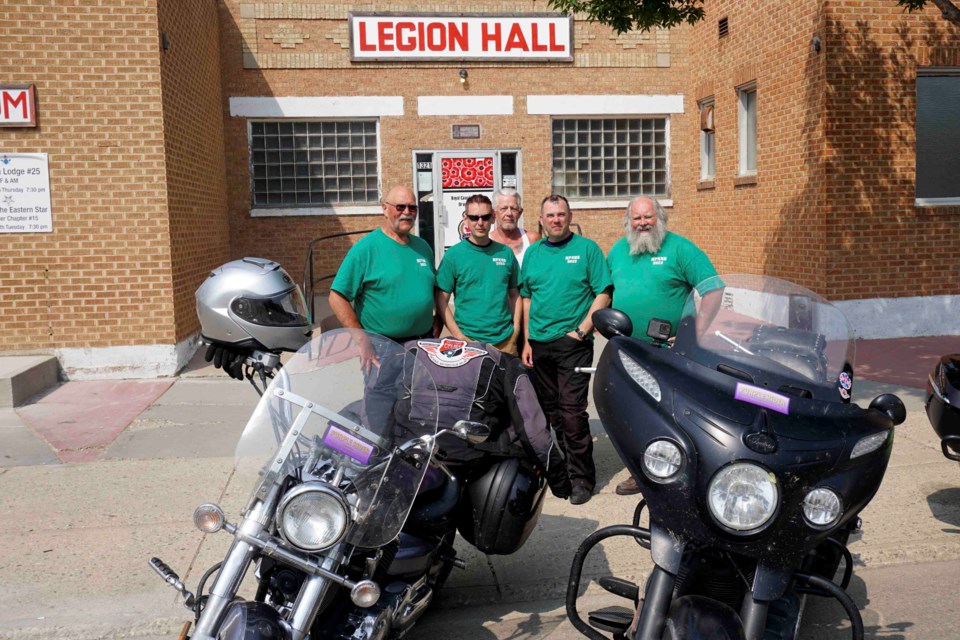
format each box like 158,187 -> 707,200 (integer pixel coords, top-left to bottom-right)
574,327 -> 587,340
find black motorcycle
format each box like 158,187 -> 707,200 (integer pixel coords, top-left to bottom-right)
566,274 -> 906,640
150,329 -> 546,640
925,353 -> 960,460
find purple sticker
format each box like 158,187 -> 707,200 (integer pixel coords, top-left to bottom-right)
839,371 -> 852,390
734,382 -> 791,415
323,424 -> 375,464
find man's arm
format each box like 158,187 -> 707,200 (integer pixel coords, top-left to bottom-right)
435,289 -> 466,340
696,287 -> 724,336
509,288 -> 521,334
329,289 -> 361,329
566,287 -> 612,340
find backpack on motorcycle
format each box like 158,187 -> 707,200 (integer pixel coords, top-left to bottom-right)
927,354 -> 960,459
455,456 -> 547,555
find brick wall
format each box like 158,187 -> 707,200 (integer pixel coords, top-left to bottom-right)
217,0 -> 693,283
687,0 -> 960,302
824,2 -> 960,299
158,0 -> 231,342
0,0 -> 172,352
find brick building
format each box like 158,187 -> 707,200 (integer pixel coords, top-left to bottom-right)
0,0 -> 957,378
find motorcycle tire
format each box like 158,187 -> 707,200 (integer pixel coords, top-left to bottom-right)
661,595 -> 746,640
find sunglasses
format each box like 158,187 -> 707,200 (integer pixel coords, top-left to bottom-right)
385,201 -> 418,213
466,213 -> 494,222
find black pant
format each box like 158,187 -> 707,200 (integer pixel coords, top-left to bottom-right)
529,336 -> 595,490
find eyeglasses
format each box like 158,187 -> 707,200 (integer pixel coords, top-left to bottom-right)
385,201 -> 418,213
466,213 -> 494,222
496,206 -> 521,213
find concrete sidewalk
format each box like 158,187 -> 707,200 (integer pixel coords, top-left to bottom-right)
2,336 -> 960,639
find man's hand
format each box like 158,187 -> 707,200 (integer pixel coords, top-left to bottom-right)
204,343 -> 249,380
521,342 -> 534,367
352,331 -> 381,375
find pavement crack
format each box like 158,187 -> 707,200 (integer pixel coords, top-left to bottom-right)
485,556 -> 503,598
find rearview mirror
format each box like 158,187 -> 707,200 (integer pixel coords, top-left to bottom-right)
593,308 -> 633,340
869,394 -> 906,426
451,420 -> 491,444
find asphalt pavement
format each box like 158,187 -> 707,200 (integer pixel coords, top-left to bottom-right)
2,336 -> 960,639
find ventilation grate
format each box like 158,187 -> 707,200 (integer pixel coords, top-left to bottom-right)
719,17 -> 729,38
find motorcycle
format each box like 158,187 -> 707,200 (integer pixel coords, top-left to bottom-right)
925,353 -> 960,461
150,328 -> 521,640
566,274 -> 906,640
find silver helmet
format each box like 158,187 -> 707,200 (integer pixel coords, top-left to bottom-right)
196,258 -> 310,352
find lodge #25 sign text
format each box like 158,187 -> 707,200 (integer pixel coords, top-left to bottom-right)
350,14 -> 573,61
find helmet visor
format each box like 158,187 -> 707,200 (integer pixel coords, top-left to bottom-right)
231,287 -> 308,327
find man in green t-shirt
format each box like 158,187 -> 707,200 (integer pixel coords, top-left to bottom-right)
608,196 -> 719,496
520,194 -> 612,505
436,194 -> 521,355
329,185 -> 440,367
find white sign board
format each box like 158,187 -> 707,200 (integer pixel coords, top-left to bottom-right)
0,153 -> 52,233
0,85 -> 37,127
350,14 -> 573,61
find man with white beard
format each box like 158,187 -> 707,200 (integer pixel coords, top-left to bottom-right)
607,196 -> 718,495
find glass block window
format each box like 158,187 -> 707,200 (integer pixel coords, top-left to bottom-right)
551,118 -> 669,199
250,120 -> 379,207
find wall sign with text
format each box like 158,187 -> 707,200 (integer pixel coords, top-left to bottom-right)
0,153 -> 52,233
350,14 -> 573,61
1,85 -> 37,127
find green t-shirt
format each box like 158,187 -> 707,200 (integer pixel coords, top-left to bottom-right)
519,234 -> 613,342
607,232 -> 718,341
436,239 -> 519,343
331,228 -> 436,338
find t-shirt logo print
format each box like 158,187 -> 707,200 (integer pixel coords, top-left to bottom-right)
419,338 -> 488,368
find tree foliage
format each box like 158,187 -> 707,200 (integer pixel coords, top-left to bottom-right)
898,0 -> 960,29
546,0 -> 705,34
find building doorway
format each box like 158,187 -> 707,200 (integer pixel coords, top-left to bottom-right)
412,150 -> 520,264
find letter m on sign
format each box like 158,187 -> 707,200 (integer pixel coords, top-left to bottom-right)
1,85 -> 37,127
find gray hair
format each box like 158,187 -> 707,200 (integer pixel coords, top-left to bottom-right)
493,188 -> 522,209
623,196 -> 668,231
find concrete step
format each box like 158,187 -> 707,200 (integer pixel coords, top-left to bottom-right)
0,355 -> 60,407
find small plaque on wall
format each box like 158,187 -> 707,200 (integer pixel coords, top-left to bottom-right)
452,124 -> 480,139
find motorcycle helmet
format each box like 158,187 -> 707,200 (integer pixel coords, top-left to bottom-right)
196,257 -> 310,352
456,457 -> 547,555
927,354 -> 960,459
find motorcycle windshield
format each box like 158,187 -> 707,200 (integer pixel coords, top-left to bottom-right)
234,329 -> 439,548
675,274 -> 855,401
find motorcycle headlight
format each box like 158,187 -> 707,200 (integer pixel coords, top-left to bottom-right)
618,351 -> 661,401
643,440 -> 683,480
708,462 -> 779,533
276,483 -> 349,551
803,487 -> 843,528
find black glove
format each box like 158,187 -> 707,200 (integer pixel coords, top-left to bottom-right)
204,343 -> 249,381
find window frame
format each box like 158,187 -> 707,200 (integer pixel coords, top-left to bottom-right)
549,115 -> 672,208
699,98 -> 716,182
247,118 -> 383,217
737,82 -> 757,177
915,67 -> 960,206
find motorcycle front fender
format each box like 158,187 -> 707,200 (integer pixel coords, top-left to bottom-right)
662,595 -> 746,640
218,601 -> 288,640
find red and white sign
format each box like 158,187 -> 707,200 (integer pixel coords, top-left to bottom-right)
350,14 -> 573,61
0,85 -> 37,127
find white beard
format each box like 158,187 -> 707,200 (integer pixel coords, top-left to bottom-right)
627,223 -> 666,255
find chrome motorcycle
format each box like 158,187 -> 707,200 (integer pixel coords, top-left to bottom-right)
566,274 -> 906,640
150,329 -> 487,640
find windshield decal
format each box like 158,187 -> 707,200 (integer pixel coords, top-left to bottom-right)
734,382 -> 790,415
418,338 -> 487,368
324,423 -> 375,464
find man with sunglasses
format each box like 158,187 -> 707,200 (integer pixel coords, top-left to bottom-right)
330,186 -> 440,365
435,194 -> 520,355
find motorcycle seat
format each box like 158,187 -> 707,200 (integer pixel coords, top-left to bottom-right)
404,471 -> 461,538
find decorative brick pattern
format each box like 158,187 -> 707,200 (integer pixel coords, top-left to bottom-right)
264,23 -> 311,49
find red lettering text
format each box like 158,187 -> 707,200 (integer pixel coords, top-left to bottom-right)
378,22 -> 394,51
504,24 -> 528,52
530,24 -> 548,52
395,22 -> 416,51
449,22 -> 468,51
426,23 -> 446,51
549,23 -> 563,51
357,22 -> 376,51
481,23 -> 501,51
2,91 -> 28,120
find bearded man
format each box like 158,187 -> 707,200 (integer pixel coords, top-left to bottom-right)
607,196 -> 718,343
608,196 -> 719,496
